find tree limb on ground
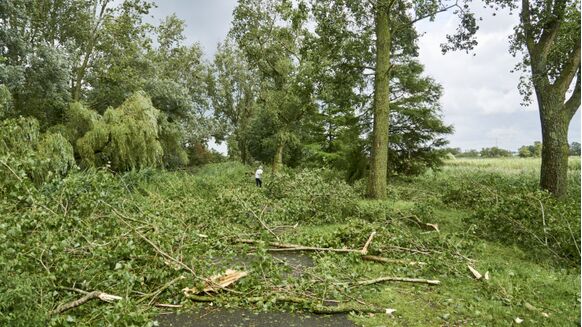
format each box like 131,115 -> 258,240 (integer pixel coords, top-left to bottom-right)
186,294 -> 389,314
237,238 -> 425,265
52,289 -> 122,315
346,276 -> 440,286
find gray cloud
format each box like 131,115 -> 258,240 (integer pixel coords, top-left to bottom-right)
148,0 -> 238,56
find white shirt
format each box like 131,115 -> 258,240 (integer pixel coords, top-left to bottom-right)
255,169 -> 263,179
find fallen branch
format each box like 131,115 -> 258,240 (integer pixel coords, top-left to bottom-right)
183,269 -> 248,295
104,202 -> 196,276
154,303 -> 183,308
52,289 -> 122,315
467,265 -> 482,280
362,255 -> 426,266
348,276 -> 440,286
361,231 -> 377,255
105,202 -> 240,294
239,239 -> 363,254
238,239 -> 424,265
186,294 -> 388,314
233,193 -> 279,240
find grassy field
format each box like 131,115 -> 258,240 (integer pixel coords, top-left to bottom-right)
1,158 -> 580,326
443,156 -> 581,173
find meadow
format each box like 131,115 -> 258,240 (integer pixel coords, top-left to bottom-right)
1,157 -> 580,326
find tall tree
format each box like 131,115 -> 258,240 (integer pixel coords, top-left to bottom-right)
448,0 -> 581,198
310,0 -> 476,198
208,41 -> 258,163
516,0 -> 580,197
231,0 -> 315,172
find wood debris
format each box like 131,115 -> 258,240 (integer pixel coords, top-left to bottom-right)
52,289 -> 122,315
467,265 -> 482,280
514,317 -> 524,324
425,223 -> 440,232
183,269 -> 248,295
361,231 -> 377,255
385,308 -> 397,315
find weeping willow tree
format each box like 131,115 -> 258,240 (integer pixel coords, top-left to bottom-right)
77,91 -> 166,171
0,117 -> 75,185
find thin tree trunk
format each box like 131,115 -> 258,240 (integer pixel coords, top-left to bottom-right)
272,141 -> 284,173
539,102 -> 571,198
367,2 -> 391,199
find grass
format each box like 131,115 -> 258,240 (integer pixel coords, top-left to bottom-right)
444,156 -> 581,174
0,157 -> 580,326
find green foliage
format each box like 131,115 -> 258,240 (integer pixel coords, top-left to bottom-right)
0,160 -> 579,325
480,146 -> 513,158
77,92 -> 164,171
0,117 -> 75,190
423,159 -> 581,265
0,84 -> 12,119
158,115 -> 189,168
456,149 -> 480,158
569,141 -> 581,156
265,168 -> 358,223
518,141 -> 543,158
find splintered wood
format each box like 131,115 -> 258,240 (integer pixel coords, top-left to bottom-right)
183,269 -> 248,295
467,265 -> 482,279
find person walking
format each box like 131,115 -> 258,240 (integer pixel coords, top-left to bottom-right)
255,165 -> 263,187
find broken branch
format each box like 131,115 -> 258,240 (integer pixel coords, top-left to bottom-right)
361,231 -> 377,255
348,276 -> 440,286
52,290 -> 122,315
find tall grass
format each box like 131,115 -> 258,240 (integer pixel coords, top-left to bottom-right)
444,156 -> 581,174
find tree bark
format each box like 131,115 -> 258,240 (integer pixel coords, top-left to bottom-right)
272,141 -> 284,173
539,99 -> 571,199
367,2 -> 391,199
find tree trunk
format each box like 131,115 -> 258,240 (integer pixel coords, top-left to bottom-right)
272,141 -> 284,173
539,101 -> 571,198
367,2 -> 391,199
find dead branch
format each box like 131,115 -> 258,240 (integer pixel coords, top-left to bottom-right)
52,290 -> 122,315
154,303 -> 183,308
361,231 -> 377,255
238,239 -> 426,266
239,239 -> 362,253
362,255 -> 426,266
349,276 -> 440,286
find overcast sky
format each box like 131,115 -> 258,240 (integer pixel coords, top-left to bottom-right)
148,0 -> 581,152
